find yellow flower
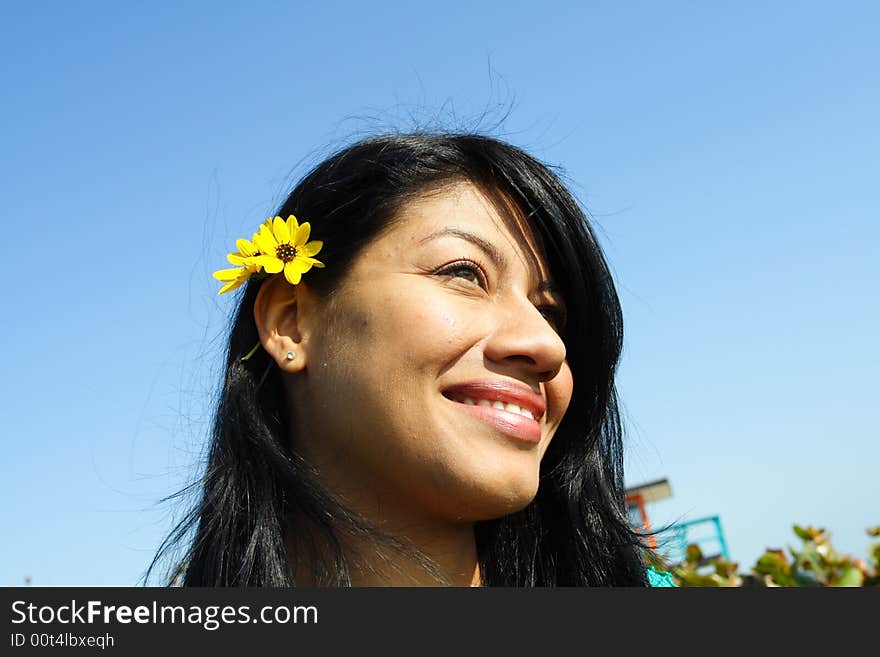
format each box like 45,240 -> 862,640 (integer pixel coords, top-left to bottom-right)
212,215 -> 325,294
227,235 -> 261,267
212,234 -> 262,294
251,215 -> 325,285
213,266 -> 252,295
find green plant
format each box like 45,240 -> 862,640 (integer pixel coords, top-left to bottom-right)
670,524 -> 880,587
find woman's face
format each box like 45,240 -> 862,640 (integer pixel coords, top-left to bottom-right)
293,182 -> 573,525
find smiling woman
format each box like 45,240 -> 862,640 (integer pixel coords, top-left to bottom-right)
150,133 -> 659,586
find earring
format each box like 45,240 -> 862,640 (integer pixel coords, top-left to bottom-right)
285,351 -> 295,361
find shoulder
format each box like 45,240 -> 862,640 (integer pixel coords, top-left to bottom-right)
646,565 -> 678,587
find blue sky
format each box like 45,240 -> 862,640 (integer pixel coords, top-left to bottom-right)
2,1 -> 877,585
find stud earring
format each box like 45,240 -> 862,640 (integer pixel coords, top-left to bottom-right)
285,351 -> 295,361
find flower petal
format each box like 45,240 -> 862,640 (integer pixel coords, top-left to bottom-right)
301,257 -> 325,268
228,253 -> 249,265
273,216 -> 290,244
294,222 -> 311,246
253,255 -> 283,274
288,258 -> 312,275
300,240 -> 323,257
286,214 -> 300,236
218,276 -> 248,294
284,261 -> 303,285
214,267 -> 245,281
254,225 -> 277,254
236,238 -> 256,256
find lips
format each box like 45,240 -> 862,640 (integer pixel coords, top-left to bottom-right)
441,380 -> 546,444
441,380 -> 546,421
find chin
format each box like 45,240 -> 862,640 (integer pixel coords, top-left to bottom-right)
448,469 -> 541,522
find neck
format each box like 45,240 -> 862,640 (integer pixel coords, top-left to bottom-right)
286,510 -> 482,587
348,521 -> 481,587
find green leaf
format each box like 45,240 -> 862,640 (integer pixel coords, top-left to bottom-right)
832,567 -> 864,587
685,543 -> 703,564
793,525 -> 813,541
714,558 -> 740,578
754,549 -> 793,585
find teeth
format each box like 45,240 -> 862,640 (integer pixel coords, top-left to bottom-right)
458,396 -> 535,420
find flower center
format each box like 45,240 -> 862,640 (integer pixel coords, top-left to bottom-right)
275,243 -> 298,262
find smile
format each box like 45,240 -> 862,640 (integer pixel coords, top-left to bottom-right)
441,384 -> 545,445
446,394 -> 536,420
440,380 -> 546,421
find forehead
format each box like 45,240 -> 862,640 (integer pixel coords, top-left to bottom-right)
385,181 -> 553,282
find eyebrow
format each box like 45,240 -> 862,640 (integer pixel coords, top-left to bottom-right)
418,227 -> 562,299
419,228 -> 507,268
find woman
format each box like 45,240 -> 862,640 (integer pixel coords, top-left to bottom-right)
152,132 -> 665,586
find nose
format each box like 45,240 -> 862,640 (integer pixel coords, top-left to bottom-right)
483,296 -> 567,383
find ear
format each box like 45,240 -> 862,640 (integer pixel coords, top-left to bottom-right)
253,275 -> 318,372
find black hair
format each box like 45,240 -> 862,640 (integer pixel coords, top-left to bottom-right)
147,132 -> 652,586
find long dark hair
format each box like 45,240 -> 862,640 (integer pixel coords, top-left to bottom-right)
147,132 -> 652,586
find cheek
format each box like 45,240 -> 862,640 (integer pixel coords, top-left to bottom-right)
320,293 -> 478,418
371,291 -> 478,362
547,363 -> 574,424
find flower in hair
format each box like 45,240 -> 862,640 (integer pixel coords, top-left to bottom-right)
212,235 -> 263,294
252,215 -> 325,284
213,215 -> 324,294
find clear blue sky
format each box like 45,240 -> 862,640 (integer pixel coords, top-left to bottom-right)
2,1 -> 877,585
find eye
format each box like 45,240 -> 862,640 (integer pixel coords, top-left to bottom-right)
435,260 -> 488,289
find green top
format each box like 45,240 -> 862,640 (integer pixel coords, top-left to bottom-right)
646,566 -> 677,587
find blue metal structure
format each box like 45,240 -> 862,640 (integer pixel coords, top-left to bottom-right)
657,515 -> 730,566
